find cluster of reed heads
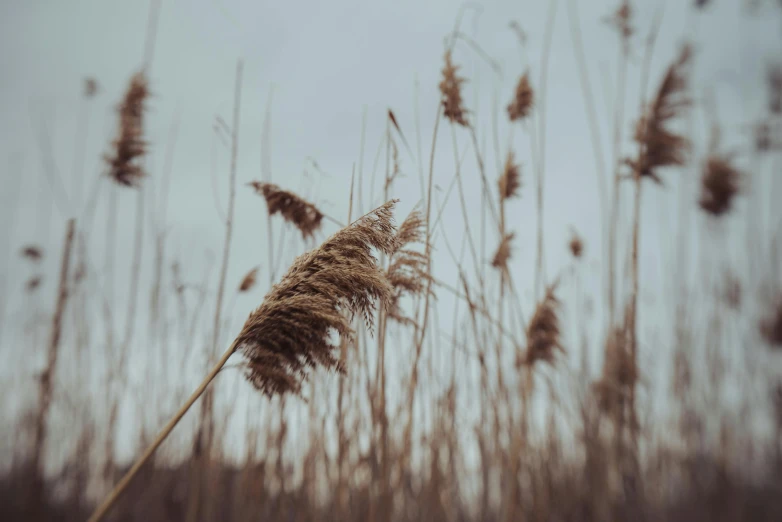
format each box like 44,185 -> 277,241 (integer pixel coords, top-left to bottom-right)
3,2 -> 782,522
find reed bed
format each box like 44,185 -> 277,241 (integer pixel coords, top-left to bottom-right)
2,2 -> 781,522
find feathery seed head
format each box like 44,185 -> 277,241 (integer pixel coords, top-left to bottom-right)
26,276 -> 43,293
248,181 -> 325,239
104,71 -> 149,187
569,231 -> 584,259
498,151 -> 522,200
386,207 -> 430,326
699,155 -> 742,216
520,282 -> 564,367
234,200 -> 399,397
606,1 -> 633,43
239,267 -> 260,292
626,45 -> 692,184
492,233 -> 514,273
507,72 -> 534,121
439,51 -> 469,127
21,245 -> 43,261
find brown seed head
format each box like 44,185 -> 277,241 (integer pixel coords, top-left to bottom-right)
21,245 -> 43,261
594,324 -> 638,415
492,233 -> 514,272
498,151 -> 522,200
26,276 -> 43,293
606,1 -> 634,43
569,231 -> 584,259
84,77 -> 98,98
439,50 -> 469,127
248,181 -> 325,239
507,72 -> 534,121
235,200 -> 399,397
104,71 -> 148,187
626,45 -> 692,184
520,282 -> 564,367
239,267 -> 260,292
699,155 -> 742,216
386,207 -> 430,326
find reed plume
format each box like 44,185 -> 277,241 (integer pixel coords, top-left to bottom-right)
498,151 -> 521,200
569,230 -> 584,259
439,50 -> 468,126
699,155 -> 741,216
507,72 -> 534,121
248,181 -> 325,239
386,207 -> 429,326
492,233 -> 514,273
626,45 -> 692,184
595,313 -> 638,417
104,71 -> 148,187
20,245 -> 43,261
519,281 -> 564,367
238,267 -> 259,292
235,200 -> 399,396
605,1 -> 633,43
26,276 -> 42,293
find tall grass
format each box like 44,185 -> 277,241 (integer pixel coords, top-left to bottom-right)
2,2 -> 782,522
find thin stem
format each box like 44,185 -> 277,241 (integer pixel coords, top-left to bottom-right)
31,219 -> 76,508
193,58 -> 243,485
86,340 -> 238,522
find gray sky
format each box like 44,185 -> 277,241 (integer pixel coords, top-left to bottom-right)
1,0 -> 781,467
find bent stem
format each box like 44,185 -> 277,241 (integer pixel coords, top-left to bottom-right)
86,340 -> 238,522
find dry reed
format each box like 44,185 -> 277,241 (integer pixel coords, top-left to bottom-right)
104,71 -> 148,187
248,181 -> 325,239
699,154 -> 742,216
492,233 -> 514,274
498,151 -> 521,200
605,1 -> 634,43
386,207 -> 429,326
439,50 -> 469,126
25,276 -> 42,293
569,230 -> 584,259
20,245 -> 43,261
238,267 -> 259,292
595,326 -> 637,414
507,72 -> 534,121
626,45 -> 692,184
520,281 -> 564,367
235,200 -> 399,396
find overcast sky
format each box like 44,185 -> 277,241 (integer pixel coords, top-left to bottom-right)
1,0 -> 781,464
